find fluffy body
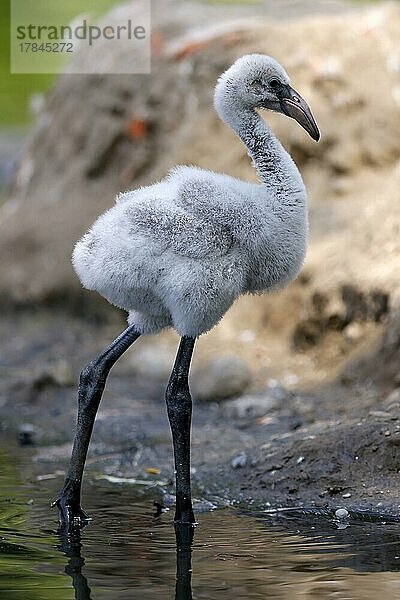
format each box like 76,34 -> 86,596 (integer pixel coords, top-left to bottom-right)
72,55 -> 309,337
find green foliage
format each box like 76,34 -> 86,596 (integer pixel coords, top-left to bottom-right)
0,0 -> 121,126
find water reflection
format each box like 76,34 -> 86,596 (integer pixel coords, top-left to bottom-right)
57,521 -> 194,600
57,526 -> 93,600
52,503 -> 400,600
174,524 -> 194,600
255,507 -> 400,572
3,445 -> 400,599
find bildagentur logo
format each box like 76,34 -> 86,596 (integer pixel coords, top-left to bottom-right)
15,19 -> 147,47
10,0 -> 151,74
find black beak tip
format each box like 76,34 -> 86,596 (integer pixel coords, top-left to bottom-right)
312,128 -> 321,142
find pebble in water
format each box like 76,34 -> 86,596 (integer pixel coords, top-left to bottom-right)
335,508 -> 350,520
334,507 -> 350,529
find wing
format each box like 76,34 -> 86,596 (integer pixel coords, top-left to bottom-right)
168,211 -> 232,259
124,197 -> 232,260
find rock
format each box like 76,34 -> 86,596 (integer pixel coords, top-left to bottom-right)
231,452 -> 248,469
335,508 -> 349,520
192,356 -> 251,402
161,493 -> 176,508
193,498 -> 218,512
223,394 -> 279,419
127,343 -> 173,380
334,507 -> 350,528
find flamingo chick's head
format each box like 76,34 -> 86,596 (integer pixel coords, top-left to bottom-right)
214,53 -> 320,142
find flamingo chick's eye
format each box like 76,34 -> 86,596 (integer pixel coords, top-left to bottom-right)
269,79 -> 280,89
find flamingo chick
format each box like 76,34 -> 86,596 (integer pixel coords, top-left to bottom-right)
54,54 -> 320,527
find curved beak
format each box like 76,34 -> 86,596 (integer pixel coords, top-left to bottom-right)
280,85 -> 320,142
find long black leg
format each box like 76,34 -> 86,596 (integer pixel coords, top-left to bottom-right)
53,324 -> 141,526
165,336 -> 196,524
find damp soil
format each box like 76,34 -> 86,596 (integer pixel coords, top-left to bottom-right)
1,311 -> 399,519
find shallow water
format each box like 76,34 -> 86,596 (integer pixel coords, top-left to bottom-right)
2,447 -> 400,599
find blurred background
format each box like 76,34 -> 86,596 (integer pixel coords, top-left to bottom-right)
1,0 -> 399,384
0,0 -> 400,492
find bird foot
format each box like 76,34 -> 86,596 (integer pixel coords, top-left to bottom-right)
52,494 -> 90,529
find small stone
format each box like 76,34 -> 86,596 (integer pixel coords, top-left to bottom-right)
385,430 -> 391,436
369,410 -> 392,419
231,452 -> 247,469
223,394 -> 279,419
161,493 -> 176,507
342,492 -> 352,499
193,498 -> 217,512
296,456 -> 305,465
128,344 -> 173,380
193,356 -> 252,402
335,508 -> 349,520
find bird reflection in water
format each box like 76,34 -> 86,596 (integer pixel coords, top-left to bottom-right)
57,522 -> 195,600
57,525 -> 93,600
174,523 -> 195,600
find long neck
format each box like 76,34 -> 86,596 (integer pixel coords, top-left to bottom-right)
216,97 -> 305,199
